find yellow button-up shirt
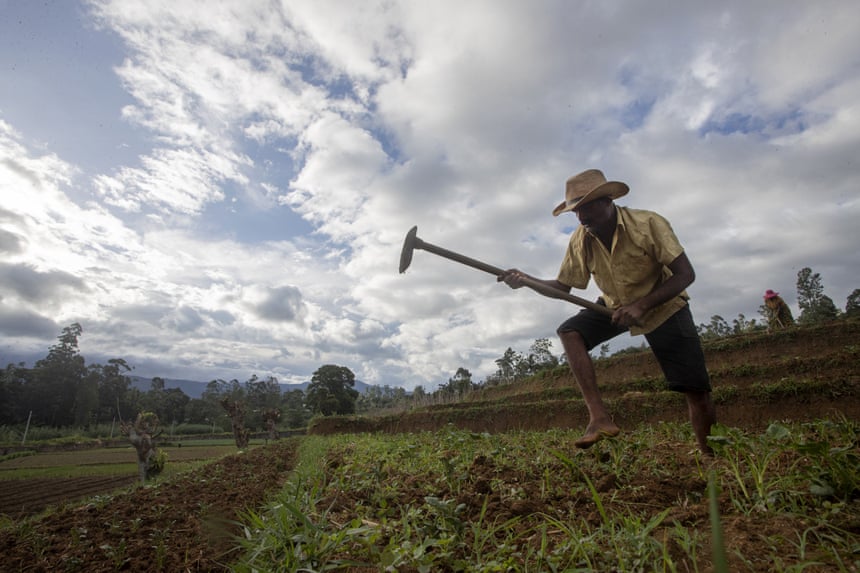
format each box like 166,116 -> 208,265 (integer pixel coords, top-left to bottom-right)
557,206 -> 689,334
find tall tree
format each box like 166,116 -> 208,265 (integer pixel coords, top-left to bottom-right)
697,315 -> 732,339
245,374 -> 282,430
0,362 -> 29,425
160,389 -> 190,425
151,377 -> 165,392
31,323 -> 86,426
281,389 -> 311,428
95,358 -> 134,423
447,367 -> 474,397
527,338 -> 559,373
731,313 -> 759,334
74,368 -> 100,428
796,267 -> 839,324
412,385 -> 426,403
494,348 -> 522,384
845,289 -> 860,318
306,365 -> 359,416
142,382 -> 190,426
197,379 -> 243,432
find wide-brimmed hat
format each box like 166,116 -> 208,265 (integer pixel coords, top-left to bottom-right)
552,169 -> 629,216
764,289 -> 780,300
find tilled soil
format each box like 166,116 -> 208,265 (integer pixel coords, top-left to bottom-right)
0,476 -> 140,519
0,440 -> 298,573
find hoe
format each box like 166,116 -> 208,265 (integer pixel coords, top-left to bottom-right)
399,225 -> 613,317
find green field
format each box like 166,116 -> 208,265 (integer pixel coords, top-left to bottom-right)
236,420 -> 859,572
0,442 -> 246,480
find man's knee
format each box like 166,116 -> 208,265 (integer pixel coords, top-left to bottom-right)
684,390 -> 708,401
558,329 -> 589,360
685,391 -> 715,412
557,328 -> 584,345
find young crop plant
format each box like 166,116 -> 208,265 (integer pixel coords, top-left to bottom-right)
708,423 -> 795,513
236,436 -> 377,572
550,449 -> 678,571
669,521 -> 705,573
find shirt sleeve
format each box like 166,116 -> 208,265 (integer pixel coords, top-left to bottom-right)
633,211 -> 685,266
556,228 -> 591,289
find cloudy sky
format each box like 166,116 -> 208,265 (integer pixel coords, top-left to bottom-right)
1,1 -> 858,390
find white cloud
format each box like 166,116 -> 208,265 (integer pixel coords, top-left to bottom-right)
1,0 -> 859,390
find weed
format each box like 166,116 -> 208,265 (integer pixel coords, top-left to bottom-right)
150,528 -> 170,570
670,521 -> 703,573
711,384 -> 739,403
99,538 -> 128,570
727,363 -> 761,377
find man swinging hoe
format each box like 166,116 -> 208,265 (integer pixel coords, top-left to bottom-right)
400,169 -> 716,455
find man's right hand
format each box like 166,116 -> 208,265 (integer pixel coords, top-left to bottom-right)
498,269 -> 527,289
612,301 -> 648,328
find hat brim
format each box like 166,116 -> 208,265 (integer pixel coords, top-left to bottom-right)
552,181 -> 629,217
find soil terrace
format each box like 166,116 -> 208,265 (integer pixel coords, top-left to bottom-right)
310,318 -> 860,435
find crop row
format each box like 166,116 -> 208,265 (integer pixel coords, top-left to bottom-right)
236,419 -> 859,572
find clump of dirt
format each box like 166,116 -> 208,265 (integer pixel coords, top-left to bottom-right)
0,440 -> 297,572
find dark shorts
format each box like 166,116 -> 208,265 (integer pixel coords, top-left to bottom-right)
557,301 -> 711,393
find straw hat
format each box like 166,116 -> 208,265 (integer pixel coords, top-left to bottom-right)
552,169 -> 629,216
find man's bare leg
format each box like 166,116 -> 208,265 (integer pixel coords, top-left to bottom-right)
559,330 -> 620,448
685,391 -> 716,455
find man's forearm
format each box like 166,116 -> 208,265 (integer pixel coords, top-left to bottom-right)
521,277 -> 572,299
636,273 -> 692,313
634,252 -> 695,313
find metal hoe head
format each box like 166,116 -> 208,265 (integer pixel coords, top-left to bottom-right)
399,225 -> 419,273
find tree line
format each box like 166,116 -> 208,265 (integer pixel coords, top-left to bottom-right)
696,266 -> 858,339
2,266 -> 855,434
0,323 -> 357,433
0,322 -> 563,433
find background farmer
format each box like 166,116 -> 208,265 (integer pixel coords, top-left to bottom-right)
500,169 -> 716,454
763,289 -> 795,330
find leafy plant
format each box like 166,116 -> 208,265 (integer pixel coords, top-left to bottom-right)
794,418 -> 859,501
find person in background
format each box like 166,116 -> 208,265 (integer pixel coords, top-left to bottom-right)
763,289 -> 795,330
500,169 -> 715,455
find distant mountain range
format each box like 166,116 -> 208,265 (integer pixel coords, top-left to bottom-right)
129,375 -> 372,399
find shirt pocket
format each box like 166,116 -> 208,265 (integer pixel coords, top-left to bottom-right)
615,247 -> 657,286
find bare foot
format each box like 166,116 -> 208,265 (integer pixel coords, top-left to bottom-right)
574,423 -> 621,449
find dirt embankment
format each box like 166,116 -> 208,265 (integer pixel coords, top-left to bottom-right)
311,318 -> 860,436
